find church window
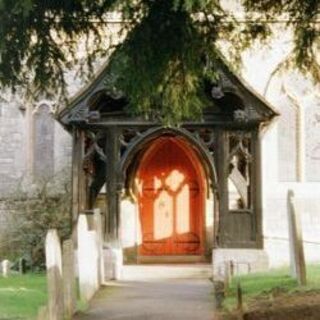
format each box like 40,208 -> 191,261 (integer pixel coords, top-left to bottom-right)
278,103 -> 298,181
228,133 -> 252,211
33,104 -> 54,180
305,105 -> 320,181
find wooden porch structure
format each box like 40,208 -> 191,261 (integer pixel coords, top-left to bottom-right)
57,59 -> 278,263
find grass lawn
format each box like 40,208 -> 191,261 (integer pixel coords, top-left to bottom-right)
0,273 -> 47,320
224,264 -> 320,310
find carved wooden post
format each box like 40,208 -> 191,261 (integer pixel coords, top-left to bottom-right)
216,130 -> 229,247
105,127 -> 121,245
71,128 -> 80,225
78,130 -> 87,214
105,127 -> 123,280
72,129 -> 86,244
252,128 -> 263,247
72,130 -> 86,217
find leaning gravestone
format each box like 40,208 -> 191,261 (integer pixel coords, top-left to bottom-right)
1,259 -> 10,277
287,190 -> 307,285
62,239 -> 76,319
45,229 -> 64,320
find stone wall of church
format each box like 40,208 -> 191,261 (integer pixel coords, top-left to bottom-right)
262,117 -> 320,268
0,96 -> 27,196
0,94 -> 72,198
0,95 -> 72,256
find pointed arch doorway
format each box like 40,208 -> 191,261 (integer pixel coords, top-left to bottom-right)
137,137 -> 206,258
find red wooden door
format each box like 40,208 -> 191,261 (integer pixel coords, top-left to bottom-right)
138,138 -> 204,256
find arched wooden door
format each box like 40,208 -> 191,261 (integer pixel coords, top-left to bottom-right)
137,137 -> 205,256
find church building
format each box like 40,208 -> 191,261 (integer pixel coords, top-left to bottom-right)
0,17 -> 319,276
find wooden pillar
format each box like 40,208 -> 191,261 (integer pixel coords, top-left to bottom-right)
78,130 -> 87,213
71,128 -> 86,229
105,127 -> 121,245
252,128 -> 263,248
216,130 -> 229,247
71,128 -> 79,225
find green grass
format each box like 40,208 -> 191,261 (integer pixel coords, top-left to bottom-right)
224,264 -> 320,310
0,273 -> 47,320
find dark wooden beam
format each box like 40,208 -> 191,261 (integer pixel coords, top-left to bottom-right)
71,128 -> 87,246
252,128 -> 263,248
105,127 -> 121,244
216,130 -> 229,247
71,128 -> 80,226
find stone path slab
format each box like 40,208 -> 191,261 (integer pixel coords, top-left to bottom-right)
74,279 -> 215,320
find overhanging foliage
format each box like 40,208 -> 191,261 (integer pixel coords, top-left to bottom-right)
0,0 -> 318,122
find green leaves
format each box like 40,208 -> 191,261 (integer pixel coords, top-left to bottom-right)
0,0 -> 115,98
105,1 -> 215,123
102,0 -> 240,123
0,0 -> 318,122
242,0 -> 320,83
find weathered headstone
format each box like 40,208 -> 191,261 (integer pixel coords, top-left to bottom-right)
1,259 -> 10,277
45,229 -> 64,320
287,190 -> 307,285
77,214 -> 99,302
19,258 -> 27,274
62,239 -> 76,319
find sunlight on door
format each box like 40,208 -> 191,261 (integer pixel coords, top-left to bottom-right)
138,137 -> 203,255
154,189 -> 173,240
153,169 -> 191,239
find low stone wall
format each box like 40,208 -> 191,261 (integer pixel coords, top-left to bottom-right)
212,249 -> 269,280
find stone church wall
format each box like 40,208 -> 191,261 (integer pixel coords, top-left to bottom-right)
0,96 -> 27,196
0,94 -> 72,198
262,113 -> 320,268
0,95 -> 72,257
240,32 -> 320,269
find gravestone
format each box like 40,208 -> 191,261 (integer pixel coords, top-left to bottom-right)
45,229 -> 64,320
62,239 -> 76,319
1,259 -> 10,277
287,190 -> 307,285
19,258 -> 27,274
77,214 -> 99,302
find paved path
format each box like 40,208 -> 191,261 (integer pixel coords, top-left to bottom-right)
74,279 -> 215,320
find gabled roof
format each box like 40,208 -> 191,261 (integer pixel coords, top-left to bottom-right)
57,55 -> 279,127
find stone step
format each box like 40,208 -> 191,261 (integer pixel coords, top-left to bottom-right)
120,264 -> 212,281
